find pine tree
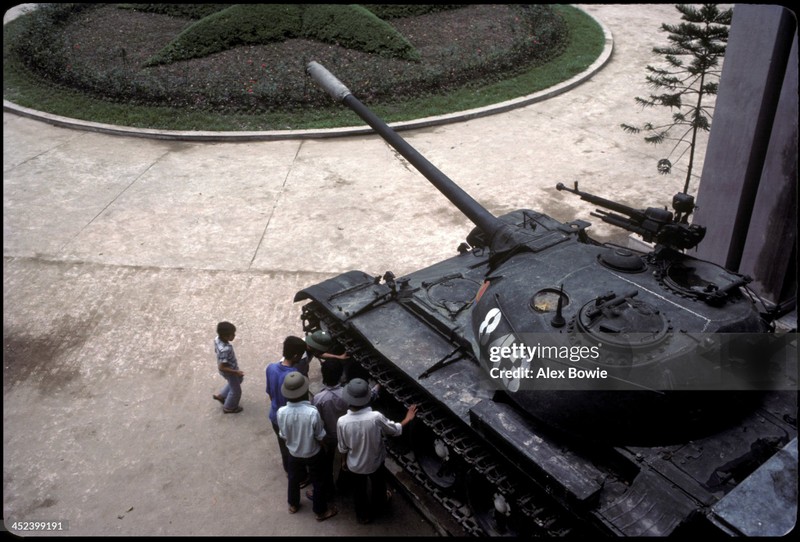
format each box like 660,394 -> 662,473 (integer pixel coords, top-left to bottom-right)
621,4 -> 731,194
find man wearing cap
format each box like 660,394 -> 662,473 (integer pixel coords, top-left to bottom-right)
277,372 -> 338,521
300,329 -> 350,378
336,378 -> 417,524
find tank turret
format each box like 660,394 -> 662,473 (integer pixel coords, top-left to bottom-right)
296,62 -> 796,537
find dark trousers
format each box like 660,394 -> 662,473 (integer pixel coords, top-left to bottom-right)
350,467 -> 388,523
319,439 -> 338,500
287,451 -> 326,515
271,422 -> 290,474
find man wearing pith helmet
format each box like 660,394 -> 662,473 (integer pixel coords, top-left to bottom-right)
336,378 -> 417,524
299,329 -> 351,378
277,372 -> 338,521
306,329 -> 333,353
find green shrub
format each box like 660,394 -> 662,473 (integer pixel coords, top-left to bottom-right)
302,5 -> 420,61
9,4 -> 91,86
145,5 -> 304,66
144,4 -> 422,66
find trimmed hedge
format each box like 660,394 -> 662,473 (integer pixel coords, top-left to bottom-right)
145,4 -> 421,66
301,5 -> 420,61
145,5 -> 304,66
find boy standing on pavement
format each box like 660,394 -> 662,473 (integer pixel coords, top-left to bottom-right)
337,378 -> 417,524
277,372 -> 338,521
213,321 -> 244,414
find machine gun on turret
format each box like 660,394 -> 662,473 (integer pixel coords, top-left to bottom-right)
556,181 -> 706,250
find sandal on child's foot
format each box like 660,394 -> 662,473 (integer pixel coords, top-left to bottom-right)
288,504 -> 299,514
316,506 -> 338,522
213,394 -> 225,404
223,406 -> 243,414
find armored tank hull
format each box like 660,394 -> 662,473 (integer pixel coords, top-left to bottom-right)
295,62 -> 797,536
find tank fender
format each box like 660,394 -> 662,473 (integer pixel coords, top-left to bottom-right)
293,270 -> 378,305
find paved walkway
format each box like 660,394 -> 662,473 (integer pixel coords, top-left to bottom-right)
3,5 -> 697,537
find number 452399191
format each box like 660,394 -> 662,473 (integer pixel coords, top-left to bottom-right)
8,521 -> 68,532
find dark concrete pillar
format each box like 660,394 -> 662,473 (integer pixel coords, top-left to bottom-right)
693,5 -> 797,306
738,33 -> 797,305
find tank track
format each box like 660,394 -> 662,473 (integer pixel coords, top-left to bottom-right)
307,302 -> 583,537
388,445 -> 483,536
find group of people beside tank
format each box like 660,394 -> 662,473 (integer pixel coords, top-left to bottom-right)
213,321 -> 417,525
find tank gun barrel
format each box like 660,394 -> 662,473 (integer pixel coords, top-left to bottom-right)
307,61 -> 506,246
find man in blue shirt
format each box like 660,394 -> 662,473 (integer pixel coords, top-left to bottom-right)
266,336 -> 306,474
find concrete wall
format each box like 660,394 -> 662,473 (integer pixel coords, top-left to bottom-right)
693,5 -> 797,308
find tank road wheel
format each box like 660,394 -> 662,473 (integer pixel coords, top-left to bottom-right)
411,421 -> 464,491
466,470 -> 523,537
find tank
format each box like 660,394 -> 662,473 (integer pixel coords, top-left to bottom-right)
294,61 -> 797,536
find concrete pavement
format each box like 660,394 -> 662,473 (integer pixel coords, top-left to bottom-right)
4,5 -> 702,537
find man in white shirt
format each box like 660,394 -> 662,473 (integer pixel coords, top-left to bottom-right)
336,378 -> 417,524
277,372 -> 338,521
